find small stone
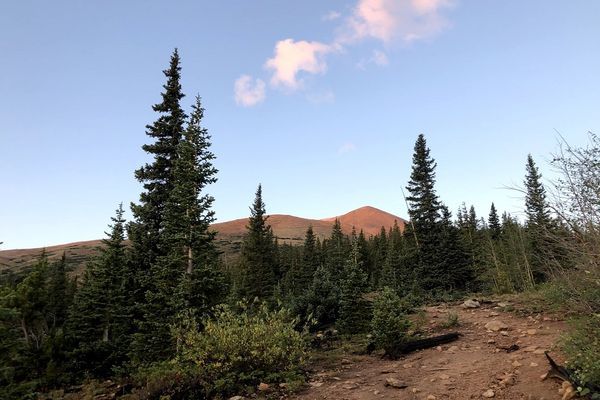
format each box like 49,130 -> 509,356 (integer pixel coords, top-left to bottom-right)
279,383 -> 288,389
436,346 -> 443,351
412,388 -> 420,393
342,382 -> 359,390
524,346 -> 538,352
485,320 -> 509,331
487,339 -> 496,344
527,329 -> 537,335
427,395 -> 437,400
229,396 -> 244,400
385,377 -> 408,389
403,363 -> 413,369
512,361 -> 522,367
463,299 -> 481,308
501,331 -> 509,336
489,312 -> 500,317
447,345 -> 459,352
341,358 -> 352,365
309,381 -> 324,387
530,362 -> 538,367
534,349 -> 546,355
483,389 -> 495,398
439,374 -> 450,380
258,383 -> 270,392
497,302 -> 510,307
373,390 -> 380,395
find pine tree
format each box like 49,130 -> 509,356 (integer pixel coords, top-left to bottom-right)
238,185 -> 278,300
128,48 -> 187,297
338,237 -> 370,334
68,204 -> 132,376
437,206 -> 472,290
405,134 -> 442,290
524,154 -> 552,228
161,95 -> 224,318
324,218 -> 349,280
488,203 -> 501,240
523,154 -> 553,282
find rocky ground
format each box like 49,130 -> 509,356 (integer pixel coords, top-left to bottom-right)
293,300 -> 568,400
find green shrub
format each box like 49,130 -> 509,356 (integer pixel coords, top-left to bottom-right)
563,317 -> 600,398
440,312 -> 459,329
139,303 -> 308,399
370,287 -> 411,358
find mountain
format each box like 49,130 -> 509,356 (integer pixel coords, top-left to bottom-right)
0,206 -> 406,276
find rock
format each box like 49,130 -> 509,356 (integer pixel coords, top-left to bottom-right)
463,299 -> 481,308
447,345 -> 459,352
483,389 -> 495,398
524,346 -> 538,352
229,396 -> 244,400
258,383 -> 270,391
489,312 -> 500,317
512,360 -> 522,367
341,358 -> 352,365
436,346 -> 443,351
501,331 -> 509,336
385,377 -> 408,389
485,320 -> 509,331
439,374 -> 450,380
527,329 -> 537,335
412,388 -> 420,393
309,381 -> 324,387
373,390 -> 380,395
427,395 -> 437,400
497,302 -> 510,307
342,382 -> 359,390
530,362 -> 539,367
486,339 -> 496,344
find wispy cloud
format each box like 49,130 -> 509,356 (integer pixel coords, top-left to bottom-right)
338,142 -> 357,154
265,39 -> 333,90
234,75 -> 266,107
234,0 -> 455,106
323,10 -> 342,21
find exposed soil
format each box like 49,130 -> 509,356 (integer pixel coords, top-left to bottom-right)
293,301 -> 567,400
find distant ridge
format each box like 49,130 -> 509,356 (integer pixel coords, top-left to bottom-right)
0,206 -> 407,274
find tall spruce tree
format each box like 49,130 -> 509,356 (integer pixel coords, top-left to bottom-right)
129,49 -> 188,364
161,95 -> 224,318
238,185 -> 278,300
405,134 -> 443,290
128,48 -> 187,293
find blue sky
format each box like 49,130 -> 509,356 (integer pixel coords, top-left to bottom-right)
1,1 -> 600,249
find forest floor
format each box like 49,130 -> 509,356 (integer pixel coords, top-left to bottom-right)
293,298 -> 568,400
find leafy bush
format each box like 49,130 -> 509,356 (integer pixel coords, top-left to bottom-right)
563,317 -> 600,398
139,303 -> 308,399
370,287 -> 411,358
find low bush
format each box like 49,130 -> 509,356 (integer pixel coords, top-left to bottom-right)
138,303 -> 308,399
370,287 -> 411,358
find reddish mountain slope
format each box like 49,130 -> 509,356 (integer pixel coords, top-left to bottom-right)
323,206 -> 406,236
0,206 -> 407,274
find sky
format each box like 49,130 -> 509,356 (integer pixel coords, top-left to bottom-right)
1,1 -> 600,249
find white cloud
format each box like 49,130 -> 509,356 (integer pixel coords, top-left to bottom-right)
265,39 -> 332,90
338,142 -> 357,154
336,0 -> 453,45
234,75 -> 266,107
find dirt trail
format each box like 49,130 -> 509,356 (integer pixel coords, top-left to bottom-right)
293,302 -> 566,400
